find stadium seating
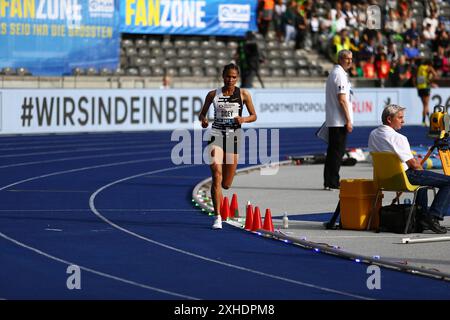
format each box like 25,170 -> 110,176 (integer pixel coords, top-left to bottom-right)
118,31 -> 329,80
2,0 -> 448,88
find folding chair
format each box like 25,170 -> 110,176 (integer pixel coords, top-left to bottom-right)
368,152 -> 434,234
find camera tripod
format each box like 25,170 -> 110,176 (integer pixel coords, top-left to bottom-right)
419,134 -> 450,176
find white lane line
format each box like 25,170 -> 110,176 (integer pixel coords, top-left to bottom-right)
0,142 -> 173,159
7,189 -> 90,193
0,231 -> 199,300
0,138 -> 167,152
0,157 -> 170,193
0,158 -> 203,298
0,157 -> 372,299
0,134 -> 169,148
0,153 -> 171,169
89,167 -> 373,300
44,228 -> 63,232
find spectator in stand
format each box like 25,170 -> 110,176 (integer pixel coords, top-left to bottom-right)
374,44 -> 387,64
386,0 -> 397,11
426,0 -> 441,17
434,28 -> 449,53
362,55 -> 376,79
342,1 -> 358,29
386,41 -> 400,65
398,0 -> 411,18
423,10 -> 439,40
404,19 -> 420,42
310,12 -> 320,49
273,0 -> 286,42
433,45 -> 450,77
384,8 -> 403,39
331,5 -> 347,34
318,18 -> 332,54
284,0 -> 298,44
389,55 -> 411,87
349,60 -> 363,78
302,0 -> 316,49
359,36 -> 376,62
422,23 -> 436,48
349,29 -> 361,55
398,9 -> 413,35
435,21 -> 446,40
329,1 -> 341,21
356,1 -> 368,27
303,0 -> 315,20
332,28 -> 351,63
403,38 -> 420,63
376,52 -> 391,87
258,0 -> 274,39
294,1 -> 308,50
375,30 -> 388,49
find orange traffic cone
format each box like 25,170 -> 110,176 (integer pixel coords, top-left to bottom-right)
220,196 -> 230,220
244,201 -> 253,230
251,206 -> 263,231
230,193 -> 239,219
263,208 -> 274,232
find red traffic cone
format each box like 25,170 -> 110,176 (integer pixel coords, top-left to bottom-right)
220,196 -> 230,220
263,208 -> 274,232
251,206 -> 263,231
230,193 -> 239,219
244,201 -> 253,231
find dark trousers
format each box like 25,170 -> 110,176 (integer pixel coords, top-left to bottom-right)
324,127 -> 348,188
406,169 -> 450,219
241,69 -> 256,88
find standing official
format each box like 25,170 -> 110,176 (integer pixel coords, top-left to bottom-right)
323,49 -> 354,190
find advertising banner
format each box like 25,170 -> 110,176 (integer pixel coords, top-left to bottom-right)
120,0 -> 257,36
252,89 -> 405,127
0,88 -> 448,135
0,0 -> 120,76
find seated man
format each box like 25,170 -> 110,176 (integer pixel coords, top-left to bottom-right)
368,104 -> 449,234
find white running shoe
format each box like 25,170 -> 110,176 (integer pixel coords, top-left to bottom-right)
212,215 -> 222,229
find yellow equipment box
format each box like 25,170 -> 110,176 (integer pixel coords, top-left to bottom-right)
339,179 -> 381,230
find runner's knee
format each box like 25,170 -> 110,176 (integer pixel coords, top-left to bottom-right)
221,183 -> 231,190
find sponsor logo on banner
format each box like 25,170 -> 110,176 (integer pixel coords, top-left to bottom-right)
89,0 -> 114,18
218,4 -> 251,22
218,4 -> 250,29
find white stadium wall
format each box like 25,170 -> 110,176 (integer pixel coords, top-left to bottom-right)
0,88 -> 449,135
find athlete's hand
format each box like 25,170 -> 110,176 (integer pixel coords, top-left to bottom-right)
234,116 -> 245,125
201,118 -> 209,128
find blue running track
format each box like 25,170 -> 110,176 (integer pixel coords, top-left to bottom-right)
1,127 -> 449,300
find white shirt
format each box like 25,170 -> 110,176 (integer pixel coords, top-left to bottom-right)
325,64 -> 353,127
368,125 -> 414,171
